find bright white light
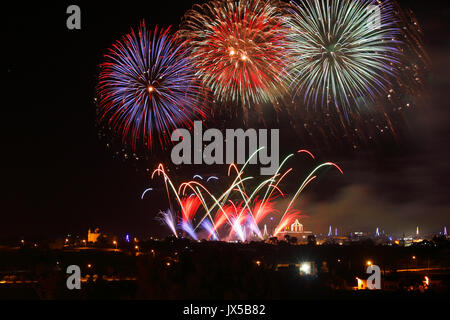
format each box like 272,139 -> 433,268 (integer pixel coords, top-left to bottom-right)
300,262 -> 311,275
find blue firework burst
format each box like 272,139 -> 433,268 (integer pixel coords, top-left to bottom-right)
97,22 -> 207,150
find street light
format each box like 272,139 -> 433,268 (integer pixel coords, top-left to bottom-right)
113,240 -> 118,250
366,260 -> 373,266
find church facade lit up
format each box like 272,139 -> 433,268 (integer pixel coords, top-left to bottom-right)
276,220 -> 313,241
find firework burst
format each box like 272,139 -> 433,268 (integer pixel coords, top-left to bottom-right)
97,22 -> 207,150
285,0 -> 401,113
179,0 -> 292,110
283,0 -> 429,150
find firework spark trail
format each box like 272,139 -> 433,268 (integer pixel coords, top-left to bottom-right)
152,166 -> 226,236
252,198 -> 277,225
97,21 -> 207,150
141,188 -> 153,200
178,154 -> 274,237
205,148 -> 283,238
179,196 -> 203,241
157,209 -> 178,238
181,148 -> 264,231
180,196 -> 202,224
201,220 -> 219,241
210,204 -> 235,239
259,154 -> 295,209
181,221 -> 199,241
178,179 -> 246,232
228,174 -> 288,239
247,213 -> 264,239
277,162 -> 344,229
152,164 -> 188,225
298,150 -> 316,160
150,149 -> 343,242
228,205 -> 248,242
220,148 -> 284,220
207,176 -> 219,183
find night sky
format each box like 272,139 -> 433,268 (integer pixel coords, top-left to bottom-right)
5,1 -> 450,240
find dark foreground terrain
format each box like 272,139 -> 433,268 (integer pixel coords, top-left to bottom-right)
1,238 -> 449,300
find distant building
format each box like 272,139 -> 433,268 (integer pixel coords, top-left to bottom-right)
88,228 -> 101,243
355,278 -> 368,290
275,261 -> 318,277
276,220 -> 313,241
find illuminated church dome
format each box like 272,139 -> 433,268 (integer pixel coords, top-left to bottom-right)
291,220 -> 304,233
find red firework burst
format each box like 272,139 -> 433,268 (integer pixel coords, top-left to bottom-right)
179,0 -> 292,107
